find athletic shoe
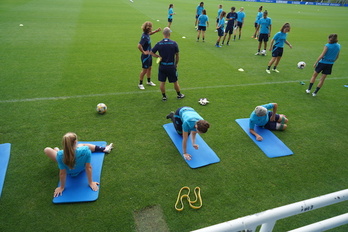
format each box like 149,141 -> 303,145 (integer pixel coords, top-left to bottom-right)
177,93 -> 185,99
215,44 -> 221,48
266,69 -> 271,74
166,112 -> 174,119
138,84 -> 145,90
305,89 -> 311,94
255,52 -> 260,55
104,143 -> 114,154
162,96 -> 167,102
272,69 -> 280,73
147,81 -> 156,86
312,92 -> 317,97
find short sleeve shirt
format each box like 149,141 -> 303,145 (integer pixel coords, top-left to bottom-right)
152,39 -> 179,69
249,103 -> 274,129
56,146 -> 91,176
179,107 -> 203,133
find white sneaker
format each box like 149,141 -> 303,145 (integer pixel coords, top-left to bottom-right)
104,143 -> 114,154
266,69 -> 271,74
305,89 -> 310,94
147,81 -> 156,86
272,69 -> 280,73
312,92 -> 317,97
138,84 -> 145,90
255,52 -> 260,55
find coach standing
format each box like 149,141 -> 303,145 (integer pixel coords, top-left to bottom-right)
150,27 -> 185,101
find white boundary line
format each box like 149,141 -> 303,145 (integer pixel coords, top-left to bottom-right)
1,77 -> 347,103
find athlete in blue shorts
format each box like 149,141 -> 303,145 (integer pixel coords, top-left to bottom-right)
215,11 -> 226,47
306,34 -> 340,97
249,103 -> 288,141
221,7 -> 238,45
236,7 -> 246,40
195,2 -> 204,28
266,23 -> 292,74
137,21 -> 161,89
151,27 -> 185,101
168,4 -> 175,28
255,10 -> 271,55
197,9 -> 209,42
166,107 -> 210,160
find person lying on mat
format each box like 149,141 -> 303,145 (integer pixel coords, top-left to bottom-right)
249,103 -> 288,141
44,132 -> 113,197
166,107 -> 210,160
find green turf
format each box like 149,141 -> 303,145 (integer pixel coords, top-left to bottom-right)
0,0 -> 347,231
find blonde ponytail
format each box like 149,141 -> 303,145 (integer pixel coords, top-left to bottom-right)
62,132 -> 77,169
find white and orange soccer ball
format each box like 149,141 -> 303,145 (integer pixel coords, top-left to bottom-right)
96,103 -> 107,114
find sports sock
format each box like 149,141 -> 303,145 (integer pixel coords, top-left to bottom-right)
314,87 -> 320,94
177,91 -> 181,96
308,83 -> 314,90
147,78 -> 151,82
162,93 -> 166,97
95,146 -> 105,152
267,66 -> 271,70
273,66 -> 277,70
139,80 -> 143,85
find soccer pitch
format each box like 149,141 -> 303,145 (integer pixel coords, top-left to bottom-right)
0,0 -> 347,231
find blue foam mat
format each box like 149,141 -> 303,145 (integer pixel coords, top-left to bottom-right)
53,141 -> 106,204
163,123 -> 220,168
0,143 -> 11,198
236,118 -> 293,158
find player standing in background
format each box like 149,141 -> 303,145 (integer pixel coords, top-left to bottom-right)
197,9 -> 209,42
195,2 -> 204,29
306,34 -> 340,96
252,6 -> 263,39
255,10 -> 272,55
236,7 -> 246,40
221,7 -> 238,46
266,23 -> 292,74
215,4 -> 223,29
168,4 -> 175,28
137,21 -> 161,90
215,11 -> 226,47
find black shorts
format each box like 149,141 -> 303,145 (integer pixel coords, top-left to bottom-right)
315,62 -> 333,75
158,67 -> 178,83
225,25 -> 234,34
218,28 -> 224,37
263,112 -> 280,130
258,33 -> 269,42
254,22 -> 258,28
168,18 -> 173,23
141,55 -> 152,69
237,21 -> 243,28
198,26 -> 206,31
272,47 -> 283,57
173,107 -> 185,134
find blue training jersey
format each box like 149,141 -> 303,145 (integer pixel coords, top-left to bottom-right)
237,11 -> 245,23
152,38 -> 179,69
255,11 -> 262,23
273,31 -> 287,48
217,8 -> 223,18
258,17 -> 272,34
196,5 -> 204,16
218,17 -> 225,30
198,15 -> 209,26
179,107 -> 204,133
168,8 -> 174,19
249,103 -> 274,129
57,146 -> 91,176
139,33 -> 151,52
320,43 -> 340,64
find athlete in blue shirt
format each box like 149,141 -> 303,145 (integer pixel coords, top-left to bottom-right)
249,103 -> 288,141
306,33 -> 340,96
252,6 -> 263,38
44,132 -> 113,197
215,11 -> 226,47
222,7 -> 238,45
151,27 -> 185,101
236,7 -> 246,40
166,107 -> 210,160
197,9 -> 209,42
266,23 -> 292,74
138,21 -> 161,89
255,10 -> 272,55
216,4 -> 223,27
195,2 -> 204,28
168,4 -> 175,28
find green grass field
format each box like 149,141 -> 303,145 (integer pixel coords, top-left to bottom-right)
0,0 -> 347,231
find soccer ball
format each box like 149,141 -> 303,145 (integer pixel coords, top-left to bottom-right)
260,50 -> 267,56
297,61 -> 306,69
96,103 -> 107,114
198,98 -> 209,106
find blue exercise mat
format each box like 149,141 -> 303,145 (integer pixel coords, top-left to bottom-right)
235,118 -> 293,158
163,123 -> 220,168
0,143 -> 11,198
53,141 -> 106,204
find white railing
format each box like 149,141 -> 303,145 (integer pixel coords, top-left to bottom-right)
192,189 -> 348,232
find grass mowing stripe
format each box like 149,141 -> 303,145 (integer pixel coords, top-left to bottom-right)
1,76 -> 346,103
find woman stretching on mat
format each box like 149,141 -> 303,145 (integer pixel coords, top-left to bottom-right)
249,103 -> 288,141
166,107 -> 210,160
44,132 -> 113,197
